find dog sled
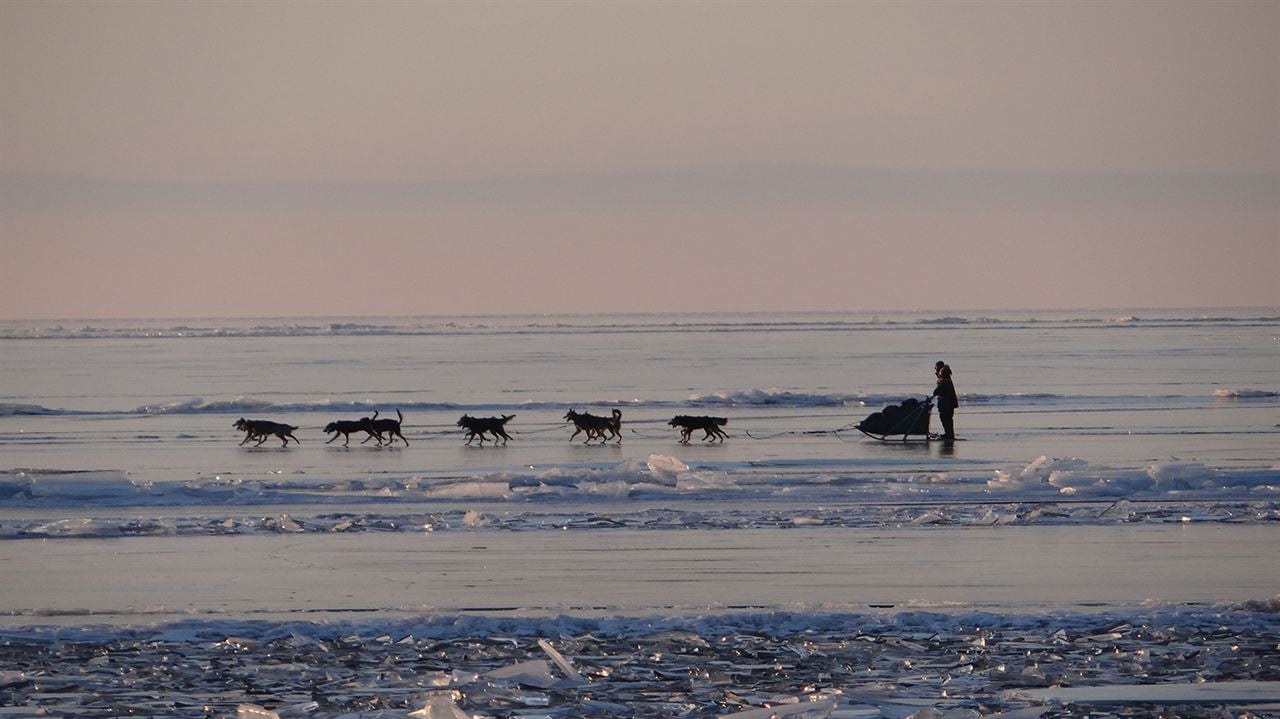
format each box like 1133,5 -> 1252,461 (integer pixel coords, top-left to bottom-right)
856,397 -> 933,442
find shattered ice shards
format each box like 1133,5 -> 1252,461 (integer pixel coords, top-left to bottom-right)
538,637 -> 587,684
409,695 -> 473,719
1098,498 -> 1133,520
718,697 -> 837,718
5,606 -> 1280,717
481,658 -> 560,688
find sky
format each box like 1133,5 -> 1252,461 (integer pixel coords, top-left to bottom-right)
1,0 -> 1277,320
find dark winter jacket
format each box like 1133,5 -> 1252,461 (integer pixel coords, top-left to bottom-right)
932,376 -> 958,410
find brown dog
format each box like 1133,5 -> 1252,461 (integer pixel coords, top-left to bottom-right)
234,417 -> 301,447
323,417 -> 378,447
564,409 -> 622,444
457,414 -> 515,445
368,409 -> 409,446
669,415 -> 728,444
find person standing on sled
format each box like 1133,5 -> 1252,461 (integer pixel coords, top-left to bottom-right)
932,361 -> 958,442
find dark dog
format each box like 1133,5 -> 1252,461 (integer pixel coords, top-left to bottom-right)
323,417 -> 378,447
368,409 -> 409,446
563,409 -> 605,443
564,409 -> 622,444
602,408 -> 622,443
234,417 -> 300,447
563,409 -> 597,443
669,415 -> 728,444
457,414 -> 516,445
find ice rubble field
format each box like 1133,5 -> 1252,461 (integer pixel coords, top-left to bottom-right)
4,497 -> 1279,541
4,455 -> 1280,506
1,455 -> 1277,717
1,455 -> 1277,540
2,603 -> 1279,718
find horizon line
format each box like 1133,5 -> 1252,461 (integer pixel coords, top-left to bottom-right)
3,304 -> 1278,325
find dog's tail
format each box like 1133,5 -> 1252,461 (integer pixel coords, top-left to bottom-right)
396,408 -> 403,423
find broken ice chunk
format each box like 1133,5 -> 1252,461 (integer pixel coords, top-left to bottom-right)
237,705 -> 281,719
271,513 -> 305,532
408,696 -> 472,719
1012,679 -> 1280,704
537,638 -> 586,685
982,709 -> 1047,719
27,470 -> 135,500
461,509 -> 490,527
984,709 -> 1048,719
648,453 -> 689,473
1147,462 -> 1219,489
450,669 -> 479,685
717,698 -> 836,719
482,659 -> 558,688
1098,499 -> 1132,520
973,510 -> 1017,526
648,453 -> 689,485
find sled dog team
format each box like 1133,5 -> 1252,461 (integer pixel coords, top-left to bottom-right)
233,409 -> 728,447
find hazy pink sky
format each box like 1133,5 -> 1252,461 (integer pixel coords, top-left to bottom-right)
2,1 -> 1277,319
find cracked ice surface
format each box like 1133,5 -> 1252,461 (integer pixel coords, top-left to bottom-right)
2,602 -> 1279,718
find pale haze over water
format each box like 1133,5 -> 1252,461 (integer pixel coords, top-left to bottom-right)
1,1 -> 1277,319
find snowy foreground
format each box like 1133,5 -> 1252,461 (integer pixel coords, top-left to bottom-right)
2,603 -> 1279,718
